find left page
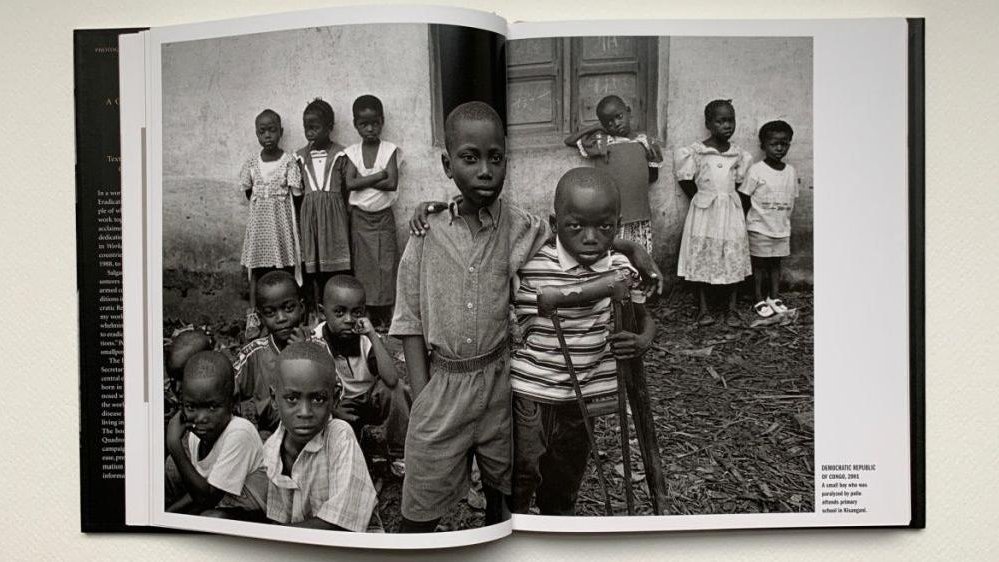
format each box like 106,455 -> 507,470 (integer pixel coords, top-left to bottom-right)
122,4 -> 514,549
74,27 -> 145,532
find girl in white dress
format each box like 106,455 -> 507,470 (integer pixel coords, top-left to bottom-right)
674,99 -> 752,327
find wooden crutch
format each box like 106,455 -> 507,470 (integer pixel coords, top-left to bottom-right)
537,269 -> 668,515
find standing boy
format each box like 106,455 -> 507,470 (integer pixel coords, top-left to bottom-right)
509,167 -> 655,515
739,120 -> 798,318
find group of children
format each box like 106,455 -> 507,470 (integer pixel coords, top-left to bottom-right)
240,95 -> 400,339
675,99 -> 799,326
163,91 -> 800,531
566,95 -> 799,327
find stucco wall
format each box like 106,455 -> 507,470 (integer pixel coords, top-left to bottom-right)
662,36 -> 814,284
161,24 -> 459,320
161,31 -> 812,322
502,36 -> 813,286
161,24 -> 449,280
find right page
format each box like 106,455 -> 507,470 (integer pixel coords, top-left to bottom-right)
504,18 -> 918,532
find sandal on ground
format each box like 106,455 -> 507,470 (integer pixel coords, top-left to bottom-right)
767,298 -> 788,314
696,312 -> 716,326
244,309 -> 261,340
753,300 -> 775,318
725,310 -> 743,328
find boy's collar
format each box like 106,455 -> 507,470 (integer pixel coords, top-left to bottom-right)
320,322 -> 362,357
556,236 -> 611,272
447,195 -> 502,227
268,420 -> 329,470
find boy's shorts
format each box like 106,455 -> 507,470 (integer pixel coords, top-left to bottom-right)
401,345 -> 512,522
748,231 -> 790,258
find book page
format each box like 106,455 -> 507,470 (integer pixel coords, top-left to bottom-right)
504,18 -> 912,532
75,27 -> 146,532
124,4 -> 515,548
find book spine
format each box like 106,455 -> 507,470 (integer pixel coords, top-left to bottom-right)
906,17 -> 926,530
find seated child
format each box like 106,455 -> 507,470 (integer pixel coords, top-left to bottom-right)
739,120 -> 798,318
164,328 -> 212,425
165,351 -> 267,518
564,94 -> 664,253
509,167 -> 655,515
234,270 -> 310,435
313,275 -> 409,475
262,341 -> 377,530
344,94 -> 402,331
393,102 -> 662,532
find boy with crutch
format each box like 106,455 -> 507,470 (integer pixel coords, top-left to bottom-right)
509,167 -> 656,515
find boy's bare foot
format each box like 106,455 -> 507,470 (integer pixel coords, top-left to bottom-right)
725,309 -> 742,328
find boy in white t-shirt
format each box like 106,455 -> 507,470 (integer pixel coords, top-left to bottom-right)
738,120 -> 799,318
166,351 -> 267,518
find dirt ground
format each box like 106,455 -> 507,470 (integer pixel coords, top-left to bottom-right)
166,287 -> 813,531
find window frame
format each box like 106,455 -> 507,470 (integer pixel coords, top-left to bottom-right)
429,33 -> 660,151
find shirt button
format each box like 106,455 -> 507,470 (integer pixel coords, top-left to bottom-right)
468,266 -> 475,272
717,163 -> 723,168
467,302 -> 473,309
466,338 -> 472,344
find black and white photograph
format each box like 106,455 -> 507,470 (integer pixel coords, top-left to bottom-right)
157,20 -> 812,535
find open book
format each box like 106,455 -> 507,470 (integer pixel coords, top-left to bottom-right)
75,4 -> 924,548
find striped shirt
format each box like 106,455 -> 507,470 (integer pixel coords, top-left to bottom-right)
510,239 -> 644,403
262,417 -> 377,531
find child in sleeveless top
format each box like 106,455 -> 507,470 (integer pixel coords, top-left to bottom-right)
674,99 -> 753,328
240,109 -> 302,340
343,95 -> 401,332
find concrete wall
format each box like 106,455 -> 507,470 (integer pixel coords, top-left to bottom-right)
662,36 -> 814,285
161,24 -> 456,321
502,36 -> 813,286
161,31 -> 812,322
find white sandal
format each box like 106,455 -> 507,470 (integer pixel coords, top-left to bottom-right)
767,298 -> 788,314
753,301 -> 775,318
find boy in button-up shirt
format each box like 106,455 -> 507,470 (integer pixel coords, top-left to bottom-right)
262,341 -> 376,531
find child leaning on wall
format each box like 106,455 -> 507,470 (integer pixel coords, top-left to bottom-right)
239,109 -> 303,340
343,94 -> 402,332
564,94 -> 664,254
739,120 -> 799,318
